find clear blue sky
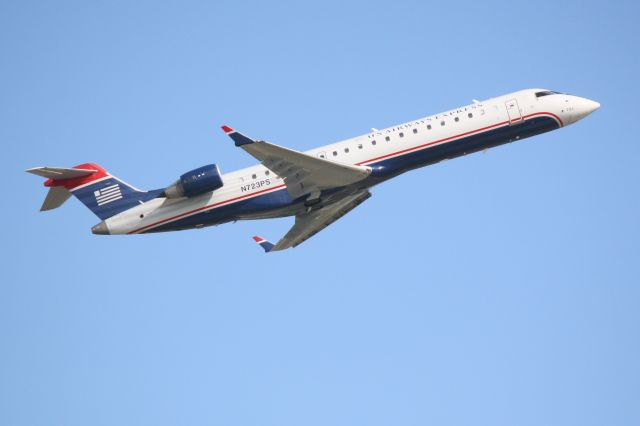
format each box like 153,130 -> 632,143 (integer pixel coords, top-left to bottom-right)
2,1 -> 639,425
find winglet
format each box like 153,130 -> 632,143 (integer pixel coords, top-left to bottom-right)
252,235 -> 275,253
221,125 -> 255,147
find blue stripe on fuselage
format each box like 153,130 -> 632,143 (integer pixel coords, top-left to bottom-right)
144,116 -> 559,233
364,114 -> 559,181
144,186 -> 294,233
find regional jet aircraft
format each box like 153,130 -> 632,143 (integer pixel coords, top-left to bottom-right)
27,89 -> 599,252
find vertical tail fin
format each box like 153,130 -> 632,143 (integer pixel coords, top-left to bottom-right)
27,163 -> 161,220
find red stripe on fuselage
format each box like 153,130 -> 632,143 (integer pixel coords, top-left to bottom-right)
356,112 -> 562,166
128,184 -> 288,234
128,111 -> 562,233
528,111 -> 563,126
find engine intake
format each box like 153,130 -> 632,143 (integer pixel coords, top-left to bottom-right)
164,164 -> 224,198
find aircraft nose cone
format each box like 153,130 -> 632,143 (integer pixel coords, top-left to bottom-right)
583,98 -> 600,114
573,97 -> 600,122
91,221 -> 110,235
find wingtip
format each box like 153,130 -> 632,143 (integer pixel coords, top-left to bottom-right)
252,235 -> 274,253
222,126 -> 255,146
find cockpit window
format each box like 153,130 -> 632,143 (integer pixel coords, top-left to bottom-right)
535,90 -> 563,98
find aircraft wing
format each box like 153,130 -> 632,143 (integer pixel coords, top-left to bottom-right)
253,189 -> 371,252
221,125 -> 371,199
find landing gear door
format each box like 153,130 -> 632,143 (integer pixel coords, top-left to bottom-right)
505,99 -> 523,124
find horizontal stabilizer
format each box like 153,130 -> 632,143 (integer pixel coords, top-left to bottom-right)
25,166 -> 98,179
27,163 -> 160,219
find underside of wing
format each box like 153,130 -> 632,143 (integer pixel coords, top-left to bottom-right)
221,126 -> 371,199
268,189 -> 372,252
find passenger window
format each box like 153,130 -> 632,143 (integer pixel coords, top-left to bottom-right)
333,151 -> 338,156
440,121 -> 445,126
427,124 -> 432,130
454,117 -> 459,122
344,147 -> 349,153
358,144 -> 363,149
385,136 -> 390,142
371,140 -> 377,145
399,132 -> 404,138
252,174 -> 257,179
468,113 -> 473,118
413,128 -> 418,134
265,170 -> 270,176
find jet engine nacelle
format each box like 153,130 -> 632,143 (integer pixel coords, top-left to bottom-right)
164,164 -> 224,198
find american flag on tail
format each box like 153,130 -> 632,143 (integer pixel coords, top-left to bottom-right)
94,184 -> 122,206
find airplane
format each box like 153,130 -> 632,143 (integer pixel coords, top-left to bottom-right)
27,89 -> 599,252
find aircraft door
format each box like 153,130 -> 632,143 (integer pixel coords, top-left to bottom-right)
505,99 -> 523,124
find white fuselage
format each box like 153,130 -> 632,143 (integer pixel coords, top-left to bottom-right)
104,89 -> 599,235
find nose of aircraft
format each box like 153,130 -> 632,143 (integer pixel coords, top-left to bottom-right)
573,97 -> 600,122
